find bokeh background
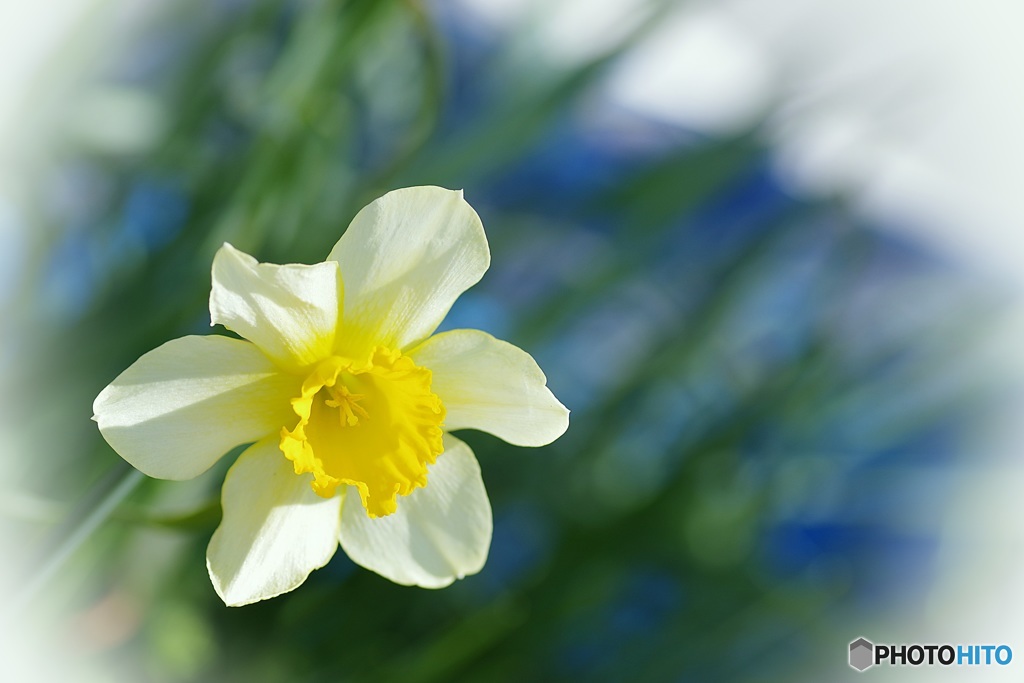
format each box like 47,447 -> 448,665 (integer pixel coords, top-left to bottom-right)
2,0 -> 1024,681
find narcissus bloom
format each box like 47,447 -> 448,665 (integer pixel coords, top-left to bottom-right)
93,186 -> 569,606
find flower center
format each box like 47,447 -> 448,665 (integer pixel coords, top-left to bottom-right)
279,348 -> 445,518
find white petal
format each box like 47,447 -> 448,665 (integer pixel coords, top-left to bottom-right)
327,186 -> 489,356
207,438 -> 341,606
210,243 -> 342,371
409,330 -> 569,447
93,335 -> 301,480
339,434 -> 492,588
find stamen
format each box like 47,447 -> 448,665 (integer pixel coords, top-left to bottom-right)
324,384 -> 369,427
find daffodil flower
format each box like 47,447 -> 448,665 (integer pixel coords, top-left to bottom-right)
92,186 -> 569,606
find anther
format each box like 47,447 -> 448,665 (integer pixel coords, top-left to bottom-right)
325,384 -> 369,426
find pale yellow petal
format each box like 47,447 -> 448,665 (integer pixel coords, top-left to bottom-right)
409,329 -> 569,447
327,187 -> 489,358
338,434 -> 491,588
207,437 -> 342,606
210,243 -> 342,372
93,335 -> 301,480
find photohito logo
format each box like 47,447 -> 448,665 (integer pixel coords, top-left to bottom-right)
848,637 -> 1012,672
849,638 -> 874,671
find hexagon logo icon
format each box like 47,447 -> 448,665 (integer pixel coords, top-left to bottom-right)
850,637 -> 874,672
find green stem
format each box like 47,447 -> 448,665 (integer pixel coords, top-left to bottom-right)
4,464 -> 145,620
